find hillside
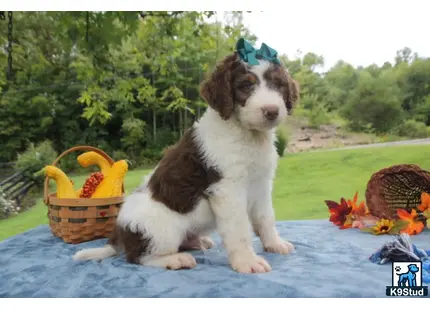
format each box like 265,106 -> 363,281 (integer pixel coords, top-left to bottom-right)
283,115 -> 406,153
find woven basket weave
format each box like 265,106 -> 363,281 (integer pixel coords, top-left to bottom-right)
43,146 -> 125,244
365,164 -> 430,220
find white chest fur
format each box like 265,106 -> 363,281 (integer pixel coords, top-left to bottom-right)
194,109 -> 279,214
195,110 -> 278,179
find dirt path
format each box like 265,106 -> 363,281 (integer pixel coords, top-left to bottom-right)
284,116 -> 430,153
318,138 -> 430,152
285,121 -> 382,153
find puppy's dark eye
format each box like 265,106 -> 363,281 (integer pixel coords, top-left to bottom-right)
241,82 -> 254,91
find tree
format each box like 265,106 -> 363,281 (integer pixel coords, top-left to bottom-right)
323,60 -> 358,111
1,12 -> 430,164
340,71 -> 404,133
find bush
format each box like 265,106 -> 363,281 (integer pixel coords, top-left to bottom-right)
394,119 -> 430,138
112,150 -> 130,162
275,128 -> 288,157
308,105 -> 331,129
340,71 -> 403,134
57,155 -> 89,175
300,93 -> 319,110
137,148 -> 164,168
15,140 -> 58,185
0,189 -> 20,219
147,128 -> 180,150
297,93 -> 331,128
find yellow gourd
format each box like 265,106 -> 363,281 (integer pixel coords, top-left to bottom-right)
91,160 -> 128,198
43,165 -> 78,199
77,151 -> 112,176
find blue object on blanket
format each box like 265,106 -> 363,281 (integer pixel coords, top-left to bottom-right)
369,233 -> 430,284
1,220 -> 430,298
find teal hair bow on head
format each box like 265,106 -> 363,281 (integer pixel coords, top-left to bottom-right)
236,38 -> 281,66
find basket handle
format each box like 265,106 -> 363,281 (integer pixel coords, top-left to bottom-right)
43,145 -> 123,205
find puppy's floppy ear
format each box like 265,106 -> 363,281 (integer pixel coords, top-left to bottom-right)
200,53 -> 239,120
285,72 -> 300,115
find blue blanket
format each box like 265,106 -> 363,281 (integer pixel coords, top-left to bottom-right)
1,219 -> 429,298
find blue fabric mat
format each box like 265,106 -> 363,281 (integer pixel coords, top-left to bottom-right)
1,219 -> 429,298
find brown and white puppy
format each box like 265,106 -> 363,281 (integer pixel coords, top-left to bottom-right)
73,51 -> 300,274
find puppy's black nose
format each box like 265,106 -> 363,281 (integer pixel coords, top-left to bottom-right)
261,105 -> 279,121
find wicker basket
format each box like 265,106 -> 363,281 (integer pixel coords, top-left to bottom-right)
365,164 -> 430,220
43,146 -> 125,244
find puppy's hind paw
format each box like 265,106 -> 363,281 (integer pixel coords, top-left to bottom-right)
200,236 -> 215,250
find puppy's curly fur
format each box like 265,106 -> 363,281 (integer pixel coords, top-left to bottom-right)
73,51 -> 300,274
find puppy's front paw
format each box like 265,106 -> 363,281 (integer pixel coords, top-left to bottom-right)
164,253 -> 197,270
230,253 -> 272,274
264,238 -> 295,255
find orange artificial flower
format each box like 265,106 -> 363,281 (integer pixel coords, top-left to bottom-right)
417,192 -> 430,212
347,191 -> 369,216
397,209 -> 425,235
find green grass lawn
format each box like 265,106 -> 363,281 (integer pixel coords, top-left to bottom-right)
273,144 -> 430,220
2,144 -> 430,241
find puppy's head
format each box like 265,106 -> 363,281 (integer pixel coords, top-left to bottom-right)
200,51 -> 300,131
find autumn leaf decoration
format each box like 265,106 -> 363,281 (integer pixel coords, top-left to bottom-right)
326,197 -> 353,229
347,191 -> 368,216
396,209 -> 424,235
325,191 -> 430,236
325,192 -> 378,230
417,192 -> 430,230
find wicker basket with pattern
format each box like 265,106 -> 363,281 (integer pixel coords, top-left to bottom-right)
365,164 -> 430,220
43,146 -> 125,244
